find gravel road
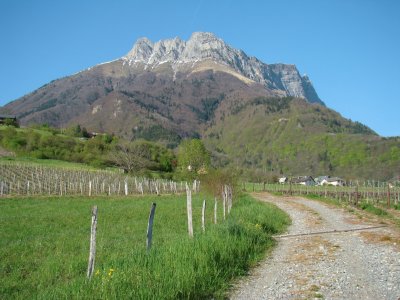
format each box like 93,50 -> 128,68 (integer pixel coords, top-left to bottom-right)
230,193 -> 400,300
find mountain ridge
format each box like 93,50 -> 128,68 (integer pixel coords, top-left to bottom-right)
122,32 -> 324,105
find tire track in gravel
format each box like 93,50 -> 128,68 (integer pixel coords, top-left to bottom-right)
230,193 -> 400,300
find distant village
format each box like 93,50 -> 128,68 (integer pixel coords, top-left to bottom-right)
278,175 -> 345,186
278,175 -> 400,187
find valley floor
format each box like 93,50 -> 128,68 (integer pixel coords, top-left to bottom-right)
230,193 -> 400,299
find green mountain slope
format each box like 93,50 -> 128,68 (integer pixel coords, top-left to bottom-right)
204,97 -> 399,180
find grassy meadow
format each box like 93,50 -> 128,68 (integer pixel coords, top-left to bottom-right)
0,156 -> 107,170
0,193 -> 290,299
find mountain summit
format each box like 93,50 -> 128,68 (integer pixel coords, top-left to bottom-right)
123,32 -> 323,105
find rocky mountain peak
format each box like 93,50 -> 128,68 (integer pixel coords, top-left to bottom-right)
123,32 -> 324,105
124,32 -> 233,64
189,31 -> 219,43
127,37 -> 154,62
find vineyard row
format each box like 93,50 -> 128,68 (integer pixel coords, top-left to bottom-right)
0,162 -> 198,196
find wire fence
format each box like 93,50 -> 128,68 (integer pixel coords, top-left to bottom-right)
243,182 -> 400,207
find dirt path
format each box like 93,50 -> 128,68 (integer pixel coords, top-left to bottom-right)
230,193 -> 400,300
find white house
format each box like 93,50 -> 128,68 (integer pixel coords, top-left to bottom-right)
315,176 -> 330,185
321,177 -> 345,186
279,177 -> 288,184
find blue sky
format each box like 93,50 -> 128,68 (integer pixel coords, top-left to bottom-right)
1,0 -> 399,136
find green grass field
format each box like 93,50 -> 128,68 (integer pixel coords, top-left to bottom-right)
0,156 -> 118,171
0,193 -> 290,299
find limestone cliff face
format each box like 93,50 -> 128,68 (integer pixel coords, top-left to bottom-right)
124,32 -> 324,105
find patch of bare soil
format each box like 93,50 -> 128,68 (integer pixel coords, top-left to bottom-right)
359,231 -> 400,251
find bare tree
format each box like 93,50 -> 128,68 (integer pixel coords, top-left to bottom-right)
110,142 -> 150,173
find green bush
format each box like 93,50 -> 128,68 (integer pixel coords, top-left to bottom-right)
3,118 -> 19,127
359,202 -> 388,216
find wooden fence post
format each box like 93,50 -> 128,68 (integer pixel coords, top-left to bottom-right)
355,186 -> 359,206
214,197 -> 217,224
387,185 -> 391,208
193,180 -> 197,193
226,185 -> 232,214
147,203 -> 157,251
202,199 -> 206,232
229,185 -> 233,212
186,184 -> 193,238
222,186 -> 226,220
87,206 -> 98,279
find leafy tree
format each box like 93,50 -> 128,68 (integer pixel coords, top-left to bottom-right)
65,124 -> 90,138
158,150 -> 175,172
177,139 -> 210,179
102,133 -> 114,144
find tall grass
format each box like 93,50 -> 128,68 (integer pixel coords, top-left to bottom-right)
0,193 -> 289,299
359,202 -> 388,216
